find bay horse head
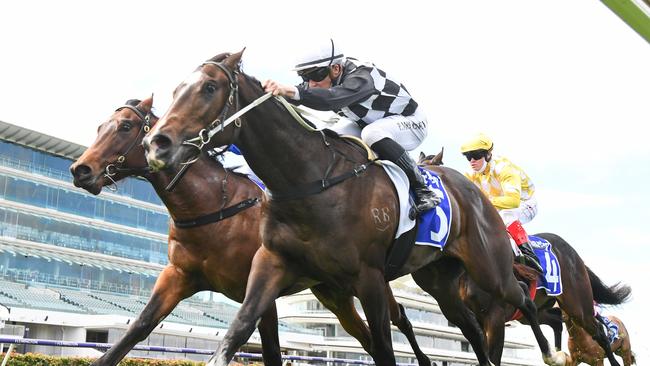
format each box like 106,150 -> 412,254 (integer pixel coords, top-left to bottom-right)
71,97 -> 155,194
143,51 -> 245,172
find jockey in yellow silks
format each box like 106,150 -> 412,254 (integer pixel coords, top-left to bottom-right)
461,133 -> 543,272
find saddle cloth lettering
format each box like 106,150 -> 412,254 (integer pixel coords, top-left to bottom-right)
529,235 -> 563,296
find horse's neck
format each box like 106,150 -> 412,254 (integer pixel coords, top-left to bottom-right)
147,158 -> 242,220
236,85 -> 330,191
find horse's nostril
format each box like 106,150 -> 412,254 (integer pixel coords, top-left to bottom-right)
72,164 -> 92,179
151,134 -> 172,151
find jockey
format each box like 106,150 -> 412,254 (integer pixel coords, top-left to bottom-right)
460,133 -> 543,272
593,302 -> 620,343
262,39 -> 438,215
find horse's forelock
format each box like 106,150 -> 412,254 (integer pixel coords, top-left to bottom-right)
125,99 -> 141,107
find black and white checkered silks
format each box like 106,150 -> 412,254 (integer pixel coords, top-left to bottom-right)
333,59 -> 427,150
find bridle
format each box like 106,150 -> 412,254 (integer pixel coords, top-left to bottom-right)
103,104 -> 153,190
165,60 -> 273,192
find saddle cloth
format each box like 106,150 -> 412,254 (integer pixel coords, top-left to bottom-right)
529,235 -> 563,296
383,163 -> 452,248
602,316 -> 620,344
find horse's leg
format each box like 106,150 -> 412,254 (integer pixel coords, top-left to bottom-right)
92,266 -> 197,366
459,239 -> 557,365
313,283 -> 431,366
482,304 -> 505,365
558,298 -> 620,366
354,266 -> 397,366
386,286 -> 432,366
539,308 -> 564,351
207,248 -> 294,366
412,263 -> 493,366
310,284 -> 373,354
256,302 -> 282,366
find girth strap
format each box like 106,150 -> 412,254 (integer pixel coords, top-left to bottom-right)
173,197 -> 260,229
266,163 -> 370,201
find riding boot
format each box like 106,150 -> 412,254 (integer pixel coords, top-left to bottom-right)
519,241 -> 543,273
506,220 -> 543,273
371,138 -> 439,218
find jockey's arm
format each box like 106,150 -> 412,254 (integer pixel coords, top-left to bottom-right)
295,71 -> 375,111
490,166 -> 522,210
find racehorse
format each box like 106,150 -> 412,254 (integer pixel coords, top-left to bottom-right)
142,51 -> 564,366
70,97 -> 433,366
565,314 -> 635,366
419,152 -> 632,366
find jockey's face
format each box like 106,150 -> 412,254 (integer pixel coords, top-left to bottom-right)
469,156 -> 486,172
308,64 -> 342,89
309,76 -> 332,89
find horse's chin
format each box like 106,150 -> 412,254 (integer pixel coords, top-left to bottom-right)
147,158 -> 167,173
76,180 -> 103,196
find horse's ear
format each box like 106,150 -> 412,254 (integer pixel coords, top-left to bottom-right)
419,151 -> 426,163
224,48 -> 245,72
430,147 -> 444,166
138,94 -> 154,113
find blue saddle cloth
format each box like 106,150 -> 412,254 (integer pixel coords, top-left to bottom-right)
601,316 -> 620,344
529,235 -> 563,296
414,167 -> 452,249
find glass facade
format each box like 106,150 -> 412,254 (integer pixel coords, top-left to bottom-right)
0,140 -> 162,205
0,138 -> 168,296
0,174 -> 169,234
0,206 -> 167,264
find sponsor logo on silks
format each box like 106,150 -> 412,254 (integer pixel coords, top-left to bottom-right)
414,167 -> 452,249
529,235 -> 562,296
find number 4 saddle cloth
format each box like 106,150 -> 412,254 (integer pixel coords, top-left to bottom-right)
529,236 -> 563,296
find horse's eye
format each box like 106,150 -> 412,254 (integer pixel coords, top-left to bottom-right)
119,121 -> 133,132
205,83 -> 217,95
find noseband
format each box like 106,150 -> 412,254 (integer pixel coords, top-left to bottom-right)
103,104 -> 152,190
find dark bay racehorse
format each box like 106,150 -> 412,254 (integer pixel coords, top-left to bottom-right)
70,97 -> 433,366
142,51 -> 564,366
419,153 -> 632,366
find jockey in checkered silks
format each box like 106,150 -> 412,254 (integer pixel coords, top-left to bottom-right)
263,38 -> 438,215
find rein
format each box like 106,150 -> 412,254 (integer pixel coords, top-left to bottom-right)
175,60 -> 376,200
103,104 -> 152,190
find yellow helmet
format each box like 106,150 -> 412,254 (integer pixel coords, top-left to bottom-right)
460,133 -> 493,153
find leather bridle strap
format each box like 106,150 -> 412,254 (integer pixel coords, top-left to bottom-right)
173,197 -> 260,228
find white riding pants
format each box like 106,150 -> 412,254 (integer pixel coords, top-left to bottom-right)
330,108 -> 428,151
499,196 -> 538,226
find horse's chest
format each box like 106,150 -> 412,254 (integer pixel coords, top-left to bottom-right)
168,240 -> 204,270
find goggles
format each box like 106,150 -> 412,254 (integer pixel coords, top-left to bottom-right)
298,67 -> 331,82
463,149 -> 488,161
